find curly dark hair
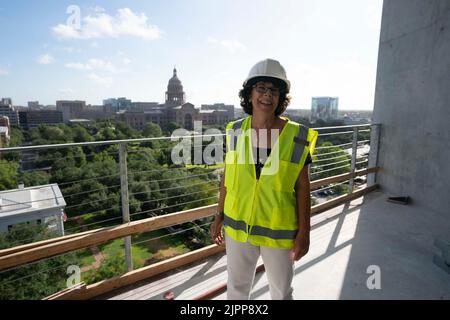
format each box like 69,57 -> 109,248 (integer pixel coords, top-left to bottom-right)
238,76 -> 291,116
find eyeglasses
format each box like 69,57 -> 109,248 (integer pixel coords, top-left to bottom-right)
252,84 -> 281,96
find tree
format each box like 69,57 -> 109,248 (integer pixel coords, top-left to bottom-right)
165,122 -> 181,134
39,126 -> 67,143
95,127 -> 117,141
2,128 -> 22,162
115,121 -> 140,139
143,122 -> 162,138
0,223 -> 77,300
20,171 -> 50,187
9,127 -> 23,147
85,254 -> 125,284
311,142 -> 351,180
72,125 -> 93,143
0,160 -> 19,189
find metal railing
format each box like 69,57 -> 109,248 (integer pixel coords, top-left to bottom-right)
0,122 -> 381,299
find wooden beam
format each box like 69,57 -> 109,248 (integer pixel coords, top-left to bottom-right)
311,184 -> 379,215
43,283 -> 87,300
0,229 -> 101,257
311,167 -> 379,190
46,244 -> 226,300
0,204 -> 218,271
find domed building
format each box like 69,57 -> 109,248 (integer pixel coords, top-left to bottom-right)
165,67 -> 186,107
164,67 -> 198,130
115,67 -> 234,131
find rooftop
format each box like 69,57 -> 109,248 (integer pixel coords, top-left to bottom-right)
98,190 -> 450,300
0,184 -> 65,218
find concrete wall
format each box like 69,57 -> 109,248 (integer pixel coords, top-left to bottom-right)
373,0 -> 450,215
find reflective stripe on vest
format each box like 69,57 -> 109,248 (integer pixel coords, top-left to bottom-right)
291,124 -> 309,163
224,214 -> 247,232
224,214 -> 297,240
227,118 -> 244,152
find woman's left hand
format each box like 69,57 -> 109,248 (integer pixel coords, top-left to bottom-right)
290,233 -> 310,261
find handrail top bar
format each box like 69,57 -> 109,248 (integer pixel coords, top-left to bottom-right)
0,123 -> 379,153
0,133 -> 226,153
313,123 -> 379,131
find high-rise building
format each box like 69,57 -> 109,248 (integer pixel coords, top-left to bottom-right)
0,116 -> 10,148
1,98 -> 12,106
103,97 -> 132,112
18,110 -> 64,129
311,97 -> 339,122
27,101 -> 44,110
0,98 -> 19,126
56,100 -> 86,122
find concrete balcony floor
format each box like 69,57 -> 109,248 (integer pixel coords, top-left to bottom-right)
99,190 -> 450,300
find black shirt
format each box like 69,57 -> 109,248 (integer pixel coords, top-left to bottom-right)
253,147 -> 312,180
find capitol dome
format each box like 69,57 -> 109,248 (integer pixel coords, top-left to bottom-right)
168,68 -> 183,91
165,67 -> 186,106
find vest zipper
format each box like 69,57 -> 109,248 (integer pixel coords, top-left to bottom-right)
247,178 -> 260,239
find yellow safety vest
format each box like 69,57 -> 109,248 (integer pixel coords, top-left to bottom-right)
223,116 -> 318,249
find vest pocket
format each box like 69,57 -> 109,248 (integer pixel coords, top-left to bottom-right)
271,206 -> 298,231
272,159 -> 299,192
224,191 -> 237,216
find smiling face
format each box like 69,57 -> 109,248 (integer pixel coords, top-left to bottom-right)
250,81 -> 281,116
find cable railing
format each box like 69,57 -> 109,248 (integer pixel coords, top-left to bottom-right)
0,122 -> 381,300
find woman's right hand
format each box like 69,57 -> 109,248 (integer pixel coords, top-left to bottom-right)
210,217 -> 224,245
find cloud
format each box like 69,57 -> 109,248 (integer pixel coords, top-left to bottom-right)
0,67 -> 9,75
122,58 -> 131,65
58,88 -> 75,95
207,37 -> 246,54
52,8 -> 161,41
65,58 -> 117,72
87,73 -> 113,86
90,6 -> 106,13
37,54 -> 55,65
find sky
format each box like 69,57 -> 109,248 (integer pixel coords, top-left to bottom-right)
0,0 -> 383,110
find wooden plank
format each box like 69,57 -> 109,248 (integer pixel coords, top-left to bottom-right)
311,184 -> 378,215
43,283 -> 87,300
0,204 -> 218,271
48,244 -> 226,300
0,229 -> 101,257
311,167 -> 379,189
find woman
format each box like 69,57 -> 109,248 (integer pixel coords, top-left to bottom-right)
210,58 -> 318,300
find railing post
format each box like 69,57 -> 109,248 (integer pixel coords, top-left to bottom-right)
367,124 -> 381,187
119,142 -> 133,272
348,127 -> 358,193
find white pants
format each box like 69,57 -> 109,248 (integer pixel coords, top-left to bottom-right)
225,234 -> 294,300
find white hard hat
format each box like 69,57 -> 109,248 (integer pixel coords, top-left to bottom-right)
243,58 -> 290,93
